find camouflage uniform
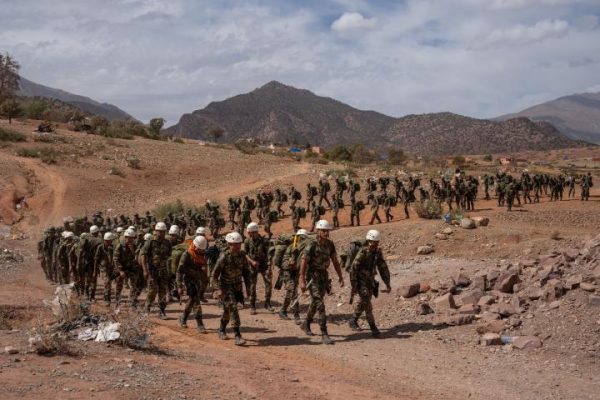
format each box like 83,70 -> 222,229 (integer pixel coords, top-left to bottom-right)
142,235 -> 173,316
369,197 -> 382,225
176,246 -> 208,331
113,239 -> 144,308
350,199 -> 361,226
349,246 -> 390,336
278,237 -> 306,321
94,242 -> 115,305
244,234 -> 272,311
211,248 -> 251,334
332,195 -> 340,228
55,237 -> 75,284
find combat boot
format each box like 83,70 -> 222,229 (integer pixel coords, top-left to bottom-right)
265,300 -> 274,312
278,310 -> 290,320
179,311 -> 189,328
321,326 -> 333,345
293,312 -> 301,325
218,320 -> 228,340
300,320 -> 314,336
158,302 -> 167,320
348,319 -> 360,331
369,322 -> 381,338
234,328 -> 246,346
195,315 -> 207,334
250,304 -> 257,315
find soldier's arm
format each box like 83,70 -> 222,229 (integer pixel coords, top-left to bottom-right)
176,252 -> 187,288
330,248 -> 344,286
140,240 -> 151,277
210,254 -> 224,288
113,244 -> 124,272
377,253 -> 392,290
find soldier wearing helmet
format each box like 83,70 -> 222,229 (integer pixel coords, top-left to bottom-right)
210,231 -> 252,346
278,229 -> 309,323
113,229 -> 144,308
141,221 -> 173,318
348,229 -> 391,337
93,232 -> 116,306
176,235 -> 209,333
299,220 -> 344,345
243,222 -> 272,314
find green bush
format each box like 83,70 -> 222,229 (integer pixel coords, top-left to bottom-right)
414,199 -> 443,219
0,127 -> 26,142
24,100 -> 48,119
234,141 -> 258,155
16,147 -> 59,164
32,134 -> 69,143
127,158 -> 141,169
173,137 -> 185,144
153,199 -> 206,221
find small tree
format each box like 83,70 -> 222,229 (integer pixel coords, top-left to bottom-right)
483,154 -> 493,162
351,144 -> 377,164
325,145 -> 352,162
208,127 -> 224,142
24,100 -> 48,119
90,115 -> 109,134
0,99 -> 22,124
149,117 -> 165,136
387,147 -> 406,165
0,53 -> 21,102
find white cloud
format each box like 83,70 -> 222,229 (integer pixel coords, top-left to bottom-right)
331,12 -> 376,33
480,19 -> 569,47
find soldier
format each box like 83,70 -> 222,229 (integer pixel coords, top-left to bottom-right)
94,232 -> 116,306
177,235 -> 209,333
369,196 -> 382,225
350,198 -> 361,226
299,220 -> 345,345
55,231 -> 75,284
278,229 -> 308,323
167,225 -> 183,302
309,200 -> 320,232
211,231 -> 252,346
331,194 -> 340,228
141,222 -> 173,319
318,179 -> 332,208
291,206 -> 302,232
383,194 -> 394,222
113,229 -> 144,308
289,185 -> 300,212
348,230 -> 391,337
39,227 -> 56,281
306,183 -> 315,212
581,173 -> 592,201
244,222 -> 272,313
506,177 -> 516,211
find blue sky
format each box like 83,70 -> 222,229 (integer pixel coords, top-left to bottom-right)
1,0 -> 599,125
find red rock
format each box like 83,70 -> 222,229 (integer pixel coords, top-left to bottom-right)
494,273 -> 520,293
490,303 -> 517,317
487,270 -> 501,287
433,293 -> 456,310
477,295 -> 495,306
397,282 -> 421,298
434,233 -> 448,240
454,273 -> 471,287
562,248 -> 580,262
580,282 -> 596,292
522,286 -> 543,301
458,304 -> 479,315
445,314 -> 474,326
458,288 -> 484,306
471,274 -> 487,291
419,282 -> 431,293
476,320 -> 506,335
480,333 -> 502,346
565,274 -> 583,290
543,279 -> 565,302
512,336 -> 542,350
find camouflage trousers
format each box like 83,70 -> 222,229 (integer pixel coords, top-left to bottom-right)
353,282 -> 375,325
221,284 -> 242,328
115,268 -> 144,308
58,261 -> 70,285
101,265 -> 115,303
280,270 -> 299,314
250,265 -> 272,307
183,275 -> 208,318
146,268 -> 169,309
306,270 -> 328,330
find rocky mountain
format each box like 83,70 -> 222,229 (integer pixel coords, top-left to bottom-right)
497,92 -> 600,144
17,76 -> 134,121
167,81 -> 588,156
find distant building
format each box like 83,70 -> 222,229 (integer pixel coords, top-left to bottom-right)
499,157 -> 513,165
311,146 -> 322,154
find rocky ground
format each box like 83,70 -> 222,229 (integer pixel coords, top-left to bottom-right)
0,119 -> 599,400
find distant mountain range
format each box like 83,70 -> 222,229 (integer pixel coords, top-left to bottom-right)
17,76 -> 134,121
166,81 -> 587,156
497,92 -> 600,144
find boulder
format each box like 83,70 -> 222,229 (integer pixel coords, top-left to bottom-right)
459,289 -> 484,306
562,248 -> 580,262
397,282 -> 421,298
521,286 -> 543,301
419,282 -> 431,293
416,302 -> 434,315
512,336 -> 542,350
542,279 -> 565,302
580,282 -> 596,292
471,274 -> 488,291
565,274 -> 583,290
417,245 -> 434,255
454,273 -> 471,287
442,227 -> 454,235
433,293 -> 456,310
480,333 -> 502,346
494,273 -> 520,293
431,278 -> 456,295
477,295 -> 496,307
458,304 -> 479,315
460,218 -> 476,229
476,320 -> 506,335
445,314 -> 474,326
434,233 -> 448,240
490,303 -> 518,317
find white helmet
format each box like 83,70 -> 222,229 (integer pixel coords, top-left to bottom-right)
296,229 -> 308,236
315,220 -> 332,230
195,227 -> 206,235
246,222 -> 259,232
366,229 -> 381,241
124,229 -> 136,238
155,222 -> 167,231
168,225 -> 180,235
193,236 -> 208,250
89,225 -> 99,234
225,231 -> 243,244
104,232 -> 115,241
144,233 -> 153,241
128,225 -> 135,230
63,231 -> 74,239
116,227 -> 124,233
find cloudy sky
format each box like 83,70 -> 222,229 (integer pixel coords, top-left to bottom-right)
1,0 -> 599,125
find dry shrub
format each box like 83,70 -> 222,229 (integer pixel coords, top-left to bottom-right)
0,127 -> 27,142
127,157 -> 141,169
114,311 -> 164,353
550,231 -> 561,240
30,328 -> 78,357
109,167 -> 126,177
414,199 -> 443,219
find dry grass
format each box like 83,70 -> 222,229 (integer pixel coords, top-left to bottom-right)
414,199 -> 443,219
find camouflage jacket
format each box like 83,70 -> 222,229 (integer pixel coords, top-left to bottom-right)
350,247 -> 390,287
302,238 -> 336,273
141,237 -> 173,270
210,249 -> 251,288
113,241 -> 139,273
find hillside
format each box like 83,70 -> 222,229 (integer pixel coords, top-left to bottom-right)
167,81 -> 586,156
17,76 -> 135,121
497,92 -> 600,144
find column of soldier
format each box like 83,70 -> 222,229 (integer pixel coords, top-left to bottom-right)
38,170 -> 593,345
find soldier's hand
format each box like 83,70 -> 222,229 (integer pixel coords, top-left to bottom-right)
300,281 -> 306,293
338,276 -> 345,288
213,289 -> 223,300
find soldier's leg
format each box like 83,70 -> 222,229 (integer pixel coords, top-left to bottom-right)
363,295 -> 379,337
249,269 -> 258,312
129,270 -> 143,309
115,273 -> 125,305
157,269 -> 168,318
145,275 -> 158,311
280,273 -> 293,316
262,268 -> 273,309
102,268 -> 112,305
324,195 -> 331,208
